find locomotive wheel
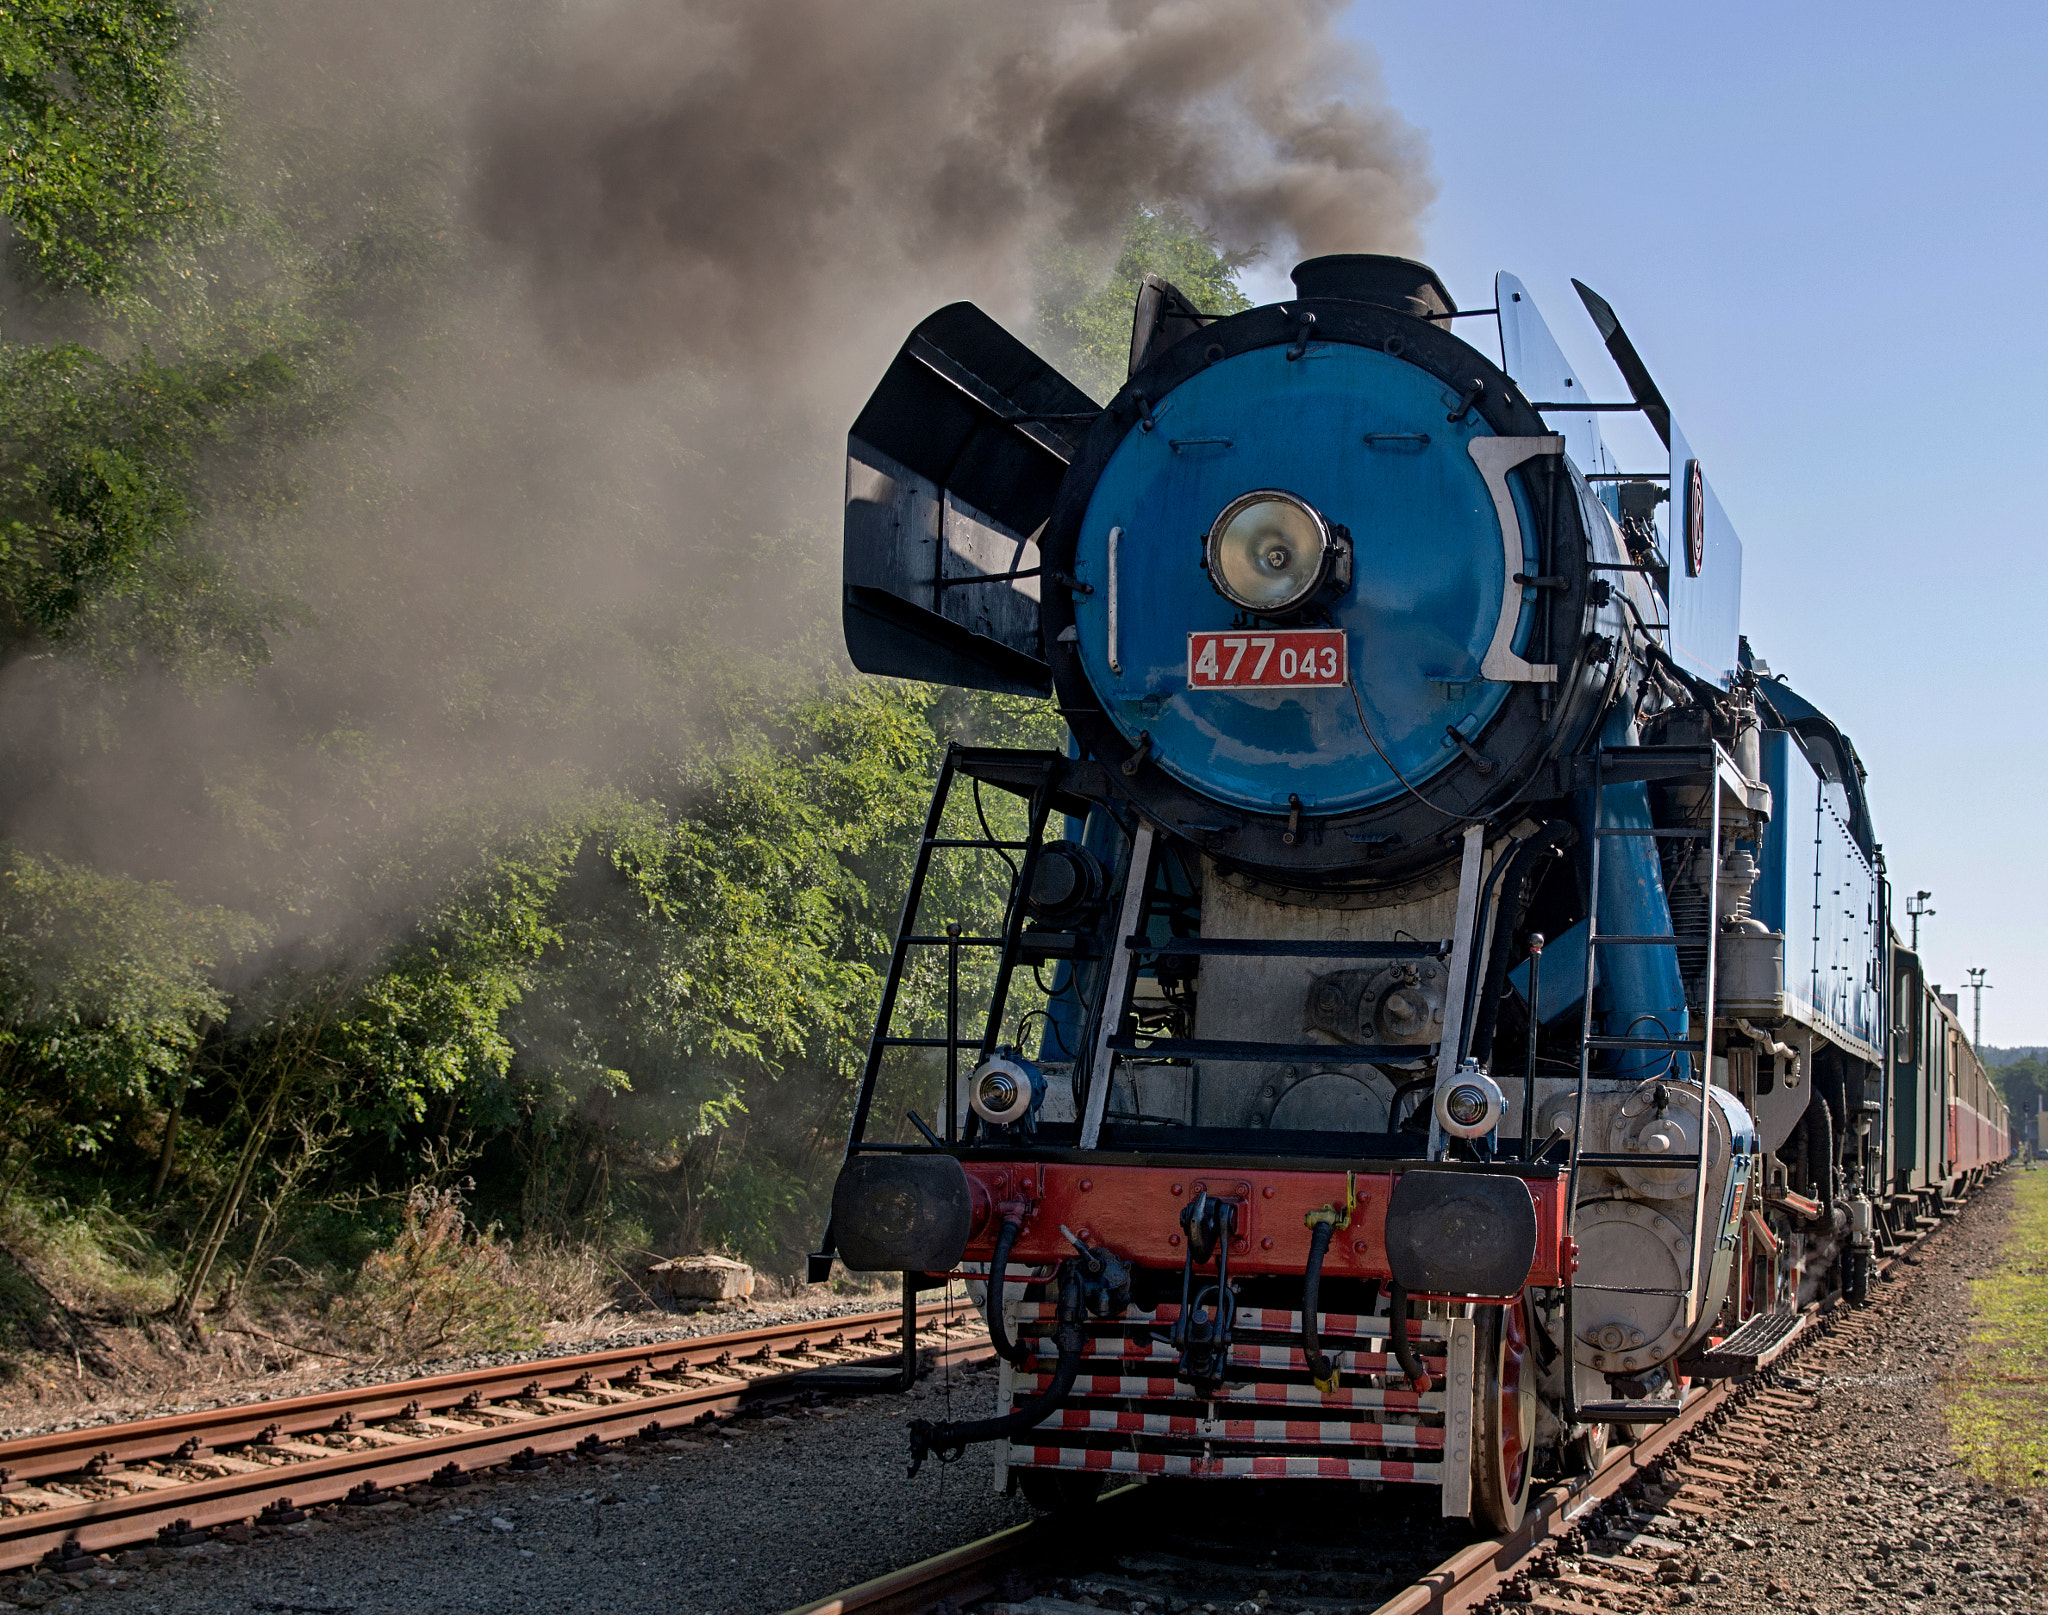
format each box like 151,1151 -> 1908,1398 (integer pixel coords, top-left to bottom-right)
1565,1418 -> 1610,1476
1471,1298 -> 1537,1533
1015,1468 -> 1104,1512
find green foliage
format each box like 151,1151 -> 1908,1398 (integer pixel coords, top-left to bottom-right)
0,0 -> 218,297
1993,1056 -> 2046,1124
0,845 -> 254,1158
0,339 -> 302,666
1036,203 -> 1257,401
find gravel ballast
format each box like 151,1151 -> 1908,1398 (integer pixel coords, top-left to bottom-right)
0,1291 -> 912,1444
1620,1175 -> 2044,1614
0,1184 -> 2036,1614
0,1357 -> 1028,1615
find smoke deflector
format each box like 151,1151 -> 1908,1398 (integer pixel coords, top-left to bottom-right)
842,304 -> 1097,697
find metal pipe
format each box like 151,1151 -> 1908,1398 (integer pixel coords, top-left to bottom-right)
1522,933 -> 1544,1158
945,921 -> 962,1144
896,1271 -> 919,1393
1735,1017 -> 1801,1083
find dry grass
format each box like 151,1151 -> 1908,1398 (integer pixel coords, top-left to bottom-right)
1947,1169 -> 2048,1491
511,1239 -> 612,1336
333,1187 -> 548,1362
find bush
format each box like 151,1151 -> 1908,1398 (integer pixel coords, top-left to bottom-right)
336,1186 -> 545,1362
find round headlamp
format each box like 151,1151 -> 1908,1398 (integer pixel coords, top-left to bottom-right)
1203,490 -> 1348,617
1433,1066 -> 1505,1140
968,1051 -> 1043,1128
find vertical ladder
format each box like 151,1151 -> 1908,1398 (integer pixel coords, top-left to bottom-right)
809,747 -> 1062,1281
1564,742 -> 1724,1423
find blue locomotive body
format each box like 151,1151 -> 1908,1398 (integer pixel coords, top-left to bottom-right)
818,255 -> 2003,1524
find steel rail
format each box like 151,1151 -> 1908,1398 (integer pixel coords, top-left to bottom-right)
786,1487 -> 1145,1615
1371,1378 -> 1733,1615
0,1300 -> 971,1484
0,1298 -> 987,1572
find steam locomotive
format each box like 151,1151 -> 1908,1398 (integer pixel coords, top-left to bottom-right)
811,254 -> 2008,1528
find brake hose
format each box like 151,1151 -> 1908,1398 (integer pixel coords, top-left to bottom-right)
984,1214 -> 1030,1367
908,1260 -> 1085,1475
1388,1281 -> 1433,1393
1300,1172 -> 1357,1394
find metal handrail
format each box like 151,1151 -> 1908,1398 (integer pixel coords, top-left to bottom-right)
1563,741 -> 1723,1424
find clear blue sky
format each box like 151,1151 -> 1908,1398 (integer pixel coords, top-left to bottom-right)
1328,1 -> 2047,1044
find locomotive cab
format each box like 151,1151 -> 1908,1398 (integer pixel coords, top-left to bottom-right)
816,253 -> 1950,1530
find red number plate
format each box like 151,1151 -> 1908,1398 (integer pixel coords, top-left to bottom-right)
1188,629 -> 1347,689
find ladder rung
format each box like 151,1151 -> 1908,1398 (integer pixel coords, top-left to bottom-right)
876,1033 -> 992,1048
1123,937 -> 1447,959
924,838 -> 1032,850
1584,1036 -> 1707,1053
1590,934 -> 1701,946
1595,827 -> 1710,839
903,934 -> 1008,947
1573,1151 -> 1704,1169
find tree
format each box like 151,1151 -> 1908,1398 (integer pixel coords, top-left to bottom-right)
0,0 -> 219,298
0,846 -> 253,1202
1036,203 -> 1257,401
1992,1056 -> 2046,1129
0,341 -> 300,668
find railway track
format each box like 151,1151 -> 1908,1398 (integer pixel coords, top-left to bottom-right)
785,1181 -> 1991,1615
0,1296 -> 989,1575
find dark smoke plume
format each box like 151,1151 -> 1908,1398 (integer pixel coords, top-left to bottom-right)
0,0 -> 1433,946
473,0 -> 1433,373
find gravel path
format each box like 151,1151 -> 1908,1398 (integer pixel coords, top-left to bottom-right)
0,1356 -> 1027,1615
1665,1175 -> 2043,1614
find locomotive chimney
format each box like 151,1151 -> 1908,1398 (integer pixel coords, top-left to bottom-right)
1289,254 -> 1455,320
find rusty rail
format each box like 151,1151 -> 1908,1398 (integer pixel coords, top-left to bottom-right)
0,1296 -> 986,1573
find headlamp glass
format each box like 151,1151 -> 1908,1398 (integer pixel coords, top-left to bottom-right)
1205,491 -> 1331,614
1445,1084 -> 1491,1129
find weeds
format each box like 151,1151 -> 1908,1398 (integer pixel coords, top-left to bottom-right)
0,1193 -> 179,1320
334,1186 -> 547,1362
1947,1170 -> 2048,1490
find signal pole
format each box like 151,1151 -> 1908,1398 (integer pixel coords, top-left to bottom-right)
1966,966 -> 1991,1056
1906,890 -> 1934,952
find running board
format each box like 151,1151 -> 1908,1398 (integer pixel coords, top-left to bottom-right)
1576,1398 -> 1685,1423
1675,1308 -> 1807,1378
